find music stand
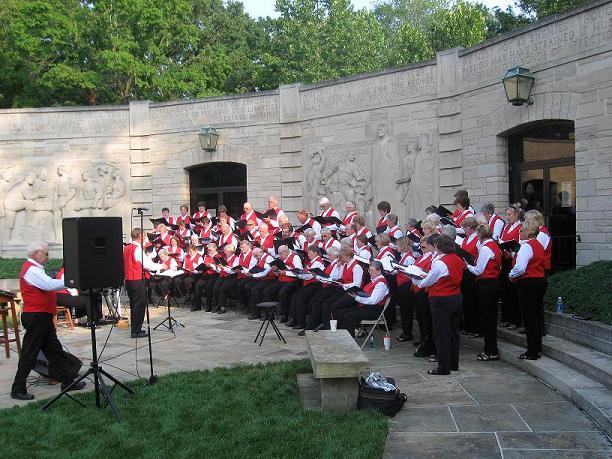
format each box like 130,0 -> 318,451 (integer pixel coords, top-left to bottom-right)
154,283 -> 184,332
42,291 -> 135,422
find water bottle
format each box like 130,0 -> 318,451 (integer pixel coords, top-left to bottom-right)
369,336 -> 375,349
556,296 -> 564,314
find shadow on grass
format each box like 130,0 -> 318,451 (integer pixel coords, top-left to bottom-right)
1,359 -> 387,458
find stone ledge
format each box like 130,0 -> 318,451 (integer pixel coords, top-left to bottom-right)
305,330 -> 369,379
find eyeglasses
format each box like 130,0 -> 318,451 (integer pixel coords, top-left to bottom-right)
37,250 -> 49,256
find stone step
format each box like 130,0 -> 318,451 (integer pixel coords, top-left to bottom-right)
462,335 -> 612,439
545,312 -> 612,356
498,327 -> 612,389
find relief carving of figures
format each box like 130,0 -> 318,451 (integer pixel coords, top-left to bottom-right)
409,134 -> 436,218
0,170 -> 14,219
371,123 -> 400,208
30,169 -> 56,241
74,161 -> 125,215
3,172 -> 37,240
331,149 -> 372,214
306,147 -> 335,211
74,170 -> 98,215
54,165 -> 77,241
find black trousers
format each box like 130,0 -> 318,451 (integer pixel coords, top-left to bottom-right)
236,277 -> 256,306
214,276 -> 238,309
477,278 -> 501,355
12,312 -> 79,393
150,277 -> 173,299
125,279 -> 147,334
397,282 -> 414,336
322,291 -> 357,327
306,286 -> 341,329
56,292 -> 102,320
194,274 -> 218,310
290,283 -> 322,327
501,263 -> 520,326
461,271 -> 479,334
176,273 -> 199,297
430,294 -> 462,374
338,305 -> 383,337
385,274 -> 398,328
263,280 -> 301,317
414,289 -> 435,352
516,277 -> 547,358
249,279 -> 276,314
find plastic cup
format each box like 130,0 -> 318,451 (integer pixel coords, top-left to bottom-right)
384,335 -> 391,350
330,320 -> 338,332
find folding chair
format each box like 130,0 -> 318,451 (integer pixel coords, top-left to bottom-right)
359,297 -> 391,350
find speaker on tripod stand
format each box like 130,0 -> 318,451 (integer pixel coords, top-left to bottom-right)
42,217 -> 135,422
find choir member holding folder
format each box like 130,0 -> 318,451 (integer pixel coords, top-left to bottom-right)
466,224 -> 502,361
394,237 -> 417,342
459,217 -> 480,337
499,204 -> 523,330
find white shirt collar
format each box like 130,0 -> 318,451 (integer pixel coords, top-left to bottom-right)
27,258 -> 44,269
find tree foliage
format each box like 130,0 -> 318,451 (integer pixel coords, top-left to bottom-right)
0,0 -> 593,108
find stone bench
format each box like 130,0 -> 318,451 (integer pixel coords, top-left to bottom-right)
305,330 -> 370,410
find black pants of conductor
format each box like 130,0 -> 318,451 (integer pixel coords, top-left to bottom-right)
12,312 -> 81,394
125,279 -> 147,334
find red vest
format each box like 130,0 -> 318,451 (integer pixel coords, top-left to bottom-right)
124,243 -> 149,281
461,233 -> 479,260
257,233 -> 274,250
376,217 -> 387,230
375,246 -> 393,260
257,254 -> 276,280
55,267 -> 70,295
453,210 -> 473,226
489,214 -> 503,234
304,257 -> 324,286
501,222 -> 522,242
192,210 -> 209,220
412,253 -> 433,293
278,253 -> 300,283
478,240 -> 502,280
322,238 -> 337,251
184,253 -> 203,272
396,252 -> 415,286
322,259 -> 338,288
221,254 -> 238,278
238,250 -> 254,279
342,211 -> 357,227
428,253 -> 463,297
342,259 -> 360,285
539,226 -> 552,271
176,214 -> 191,226
361,276 -> 389,307
20,261 -> 57,314
199,225 -> 214,239
517,239 -> 546,279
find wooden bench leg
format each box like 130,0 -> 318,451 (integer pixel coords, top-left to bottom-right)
320,378 -> 359,411
2,310 -> 10,358
64,307 -> 74,330
10,300 -> 21,354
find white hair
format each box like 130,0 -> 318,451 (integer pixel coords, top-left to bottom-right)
27,241 -> 48,257
304,228 -> 316,237
320,227 -> 331,236
340,237 -> 353,247
319,197 -> 330,206
441,225 -> 457,239
425,213 -> 441,225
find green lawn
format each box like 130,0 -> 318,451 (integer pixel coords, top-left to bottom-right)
0,257 -> 63,279
1,359 -> 388,458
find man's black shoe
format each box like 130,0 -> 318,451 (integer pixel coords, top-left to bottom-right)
131,331 -> 149,339
396,333 -> 413,342
191,306 -> 201,312
11,391 -> 34,401
297,329 -> 306,336
61,380 -> 86,391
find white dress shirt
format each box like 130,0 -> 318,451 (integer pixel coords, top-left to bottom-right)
133,242 -> 162,272
467,240 -> 495,277
509,241 -> 534,279
355,275 -> 389,306
23,258 -> 65,291
415,258 -> 449,289
342,263 -> 364,290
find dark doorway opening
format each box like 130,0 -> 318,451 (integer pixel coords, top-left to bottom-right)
508,121 -> 576,272
189,162 -> 247,218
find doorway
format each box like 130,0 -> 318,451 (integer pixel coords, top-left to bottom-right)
188,162 -> 247,218
508,121 -> 576,272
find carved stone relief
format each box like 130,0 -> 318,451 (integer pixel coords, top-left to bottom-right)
0,161 -> 127,243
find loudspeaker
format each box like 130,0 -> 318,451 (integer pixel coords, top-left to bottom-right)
63,217 -> 124,290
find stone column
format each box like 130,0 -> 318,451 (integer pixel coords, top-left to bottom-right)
279,84 -> 303,216
129,101 -> 153,228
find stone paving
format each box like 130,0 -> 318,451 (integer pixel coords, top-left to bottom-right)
1,305 -> 611,458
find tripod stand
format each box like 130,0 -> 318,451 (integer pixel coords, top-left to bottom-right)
42,291 -> 135,422
154,282 -> 184,332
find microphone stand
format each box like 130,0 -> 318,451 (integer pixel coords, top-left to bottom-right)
137,208 -> 157,384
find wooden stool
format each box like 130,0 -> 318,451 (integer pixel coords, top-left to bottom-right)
54,306 -> 74,330
0,293 -> 22,358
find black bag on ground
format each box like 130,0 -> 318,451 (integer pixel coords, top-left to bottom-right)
33,350 -> 82,382
357,376 -> 407,417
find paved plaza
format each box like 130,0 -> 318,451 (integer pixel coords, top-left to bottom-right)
1,306 -> 611,458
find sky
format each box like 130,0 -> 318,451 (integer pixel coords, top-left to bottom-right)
239,0 -> 516,19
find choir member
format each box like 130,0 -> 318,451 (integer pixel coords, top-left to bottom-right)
197,216 -> 215,241
339,260 -> 390,338
320,227 -> 341,252
352,215 -> 372,251
151,248 -> 178,301
467,224 -> 502,361
236,240 -> 257,308
300,228 -> 322,253
319,197 -> 340,229
157,224 -> 173,247
374,233 -> 394,268
212,244 -> 240,314
413,235 -> 437,357
395,236 -> 416,342
376,201 -> 391,233
177,244 -> 204,301
246,248 -> 277,320
161,207 -> 173,225
405,218 -> 421,239
176,204 -> 191,227
300,247 -> 343,334
217,222 -> 239,250
340,201 -> 358,232
354,234 -> 373,260
453,189 -> 476,215
459,216 -> 480,337
264,196 -> 285,233
385,213 -> 403,249
167,236 -> 184,264
421,220 -> 439,237
241,202 -> 262,228
192,201 -> 209,220
508,220 -> 547,360
453,195 -> 474,229
414,234 -> 464,375
500,204 -> 523,329
288,246 -> 326,329
177,220 -> 191,239
319,245 -> 364,330
255,223 -> 275,253
296,210 -> 322,237
262,245 -> 303,322
192,243 -> 221,312
481,203 -> 504,241
217,205 -> 236,230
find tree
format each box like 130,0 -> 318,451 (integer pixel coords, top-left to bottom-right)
516,0 -> 590,18
425,0 -> 488,51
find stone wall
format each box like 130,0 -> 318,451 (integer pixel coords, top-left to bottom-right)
0,0 -> 611,264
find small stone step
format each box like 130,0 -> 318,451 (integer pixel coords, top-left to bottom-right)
498,327 -> 612,389
462,335 -> 612,439
545,312 -> 612,356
